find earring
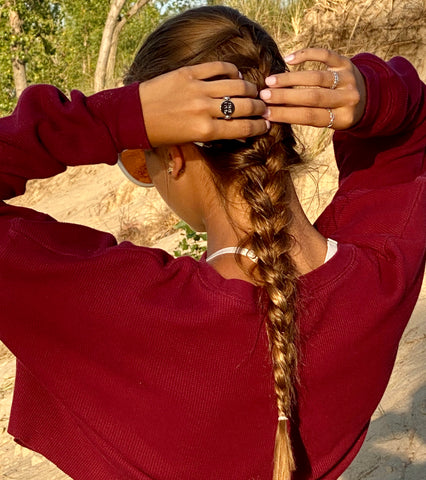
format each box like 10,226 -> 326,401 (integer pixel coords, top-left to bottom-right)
167,167 -> 173,175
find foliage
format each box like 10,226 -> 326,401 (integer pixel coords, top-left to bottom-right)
114,2 -> 162,84
156,0 -> 206,16
58,0 -> 111,94
173,220 -> 207,260
0,0 -> 206,116
0,0 -> 64,114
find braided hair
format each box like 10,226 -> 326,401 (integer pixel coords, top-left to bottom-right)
125,6 -> 303,478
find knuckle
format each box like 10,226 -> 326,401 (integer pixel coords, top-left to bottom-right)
307,88 -> 322,105
242,80 -> 256,97
305,109 -> 317,126
192,97 -> 208,114
246,100 -> 258,116
236,79 -> 247,96
318,49 -> 331,63
340,111 -> 353,128
221,60 -> 234,72
241,121 -> 256,138
179,66 -> 192,78
314,71 -> 324,85
198,120 -> 214,141
350,88 -> 361,106
341,56 -> 352,67
348,111 -> 357,126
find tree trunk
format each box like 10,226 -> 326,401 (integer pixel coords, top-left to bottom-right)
9,8 -> 27,98
105,18 -> 125,89
105,0 -> 150,88
94,0 -> 127,92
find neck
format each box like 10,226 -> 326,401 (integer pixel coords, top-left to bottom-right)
286,182 -> 328,275
203,180 -> 327,279
203,200 -> 257,283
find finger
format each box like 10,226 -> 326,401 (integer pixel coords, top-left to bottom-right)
211,119 -> 271,140
204,78 -> 259,98
284,48 -> 350,69
187,61 -> 240,80
265,69 -> 345,89
265,106 -> 336,128
212,98 -> 266,118
260,87 -> 347,109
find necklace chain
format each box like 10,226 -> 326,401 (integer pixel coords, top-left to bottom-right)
206,239 -> 338,265
205,247 -> 258,263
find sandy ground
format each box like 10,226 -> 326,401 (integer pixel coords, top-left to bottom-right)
0,150 -> 424,479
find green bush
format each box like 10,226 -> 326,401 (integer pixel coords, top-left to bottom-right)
173,221 -> 207,260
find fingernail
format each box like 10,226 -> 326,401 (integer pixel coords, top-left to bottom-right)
265,120 -> 271,130
259,89 -> 271,100
262,108 -> 271,119
265,76 -> 277,86
238,71 -> 243,79
284,54 -> 296,63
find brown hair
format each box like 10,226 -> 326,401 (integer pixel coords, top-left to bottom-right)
125,6 -> 302,479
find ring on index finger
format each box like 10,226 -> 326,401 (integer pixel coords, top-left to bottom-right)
221,96 -> 235,120
330,71 -> 339,90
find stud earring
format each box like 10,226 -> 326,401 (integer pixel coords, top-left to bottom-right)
167,167 -> 173,175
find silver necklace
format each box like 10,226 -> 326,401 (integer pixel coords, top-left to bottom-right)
205,247 -> 258,263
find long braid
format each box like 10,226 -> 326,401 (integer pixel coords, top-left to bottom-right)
202,124 -> 301,479
125,6 -> 303,478
236,130 -> 300,479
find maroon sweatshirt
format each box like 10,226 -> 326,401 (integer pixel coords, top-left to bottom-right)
0,54 -> 425,480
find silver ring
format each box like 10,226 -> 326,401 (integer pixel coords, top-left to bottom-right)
330,71 -> 339,90
221,96 -> 235,120
326,108 -> 335,129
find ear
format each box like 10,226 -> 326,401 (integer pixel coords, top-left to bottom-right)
166,145 -> 186,179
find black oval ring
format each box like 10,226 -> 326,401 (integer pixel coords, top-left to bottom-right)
221,96 -> 235,120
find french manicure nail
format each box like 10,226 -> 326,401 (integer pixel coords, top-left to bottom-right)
238,71 -> 243,79
265,120 -> 271,130
260,90 -> 271,100
265,76 -> 277,86
284,54 -> 295,63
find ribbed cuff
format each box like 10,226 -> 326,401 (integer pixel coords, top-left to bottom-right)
86,83 -> 152,154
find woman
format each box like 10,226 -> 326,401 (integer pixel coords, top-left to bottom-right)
0,5 -> 424,480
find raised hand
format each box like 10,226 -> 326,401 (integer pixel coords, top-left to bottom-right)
260,48 -> 366,130
139,62 -> 270,147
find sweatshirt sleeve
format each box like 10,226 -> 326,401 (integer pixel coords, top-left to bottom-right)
314,54 -> 425,278
298,55 -> 425,480
0,84 -> 157,388
0,82 -> 151,201
332,54 -> 425,186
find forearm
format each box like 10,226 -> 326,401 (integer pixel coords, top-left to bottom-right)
0,83 -> 150,201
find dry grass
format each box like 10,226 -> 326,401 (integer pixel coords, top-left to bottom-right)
291,125 -> 338,222
217,0 -> 316,40
116,203 -> 178,246
286,0 -> 426,76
